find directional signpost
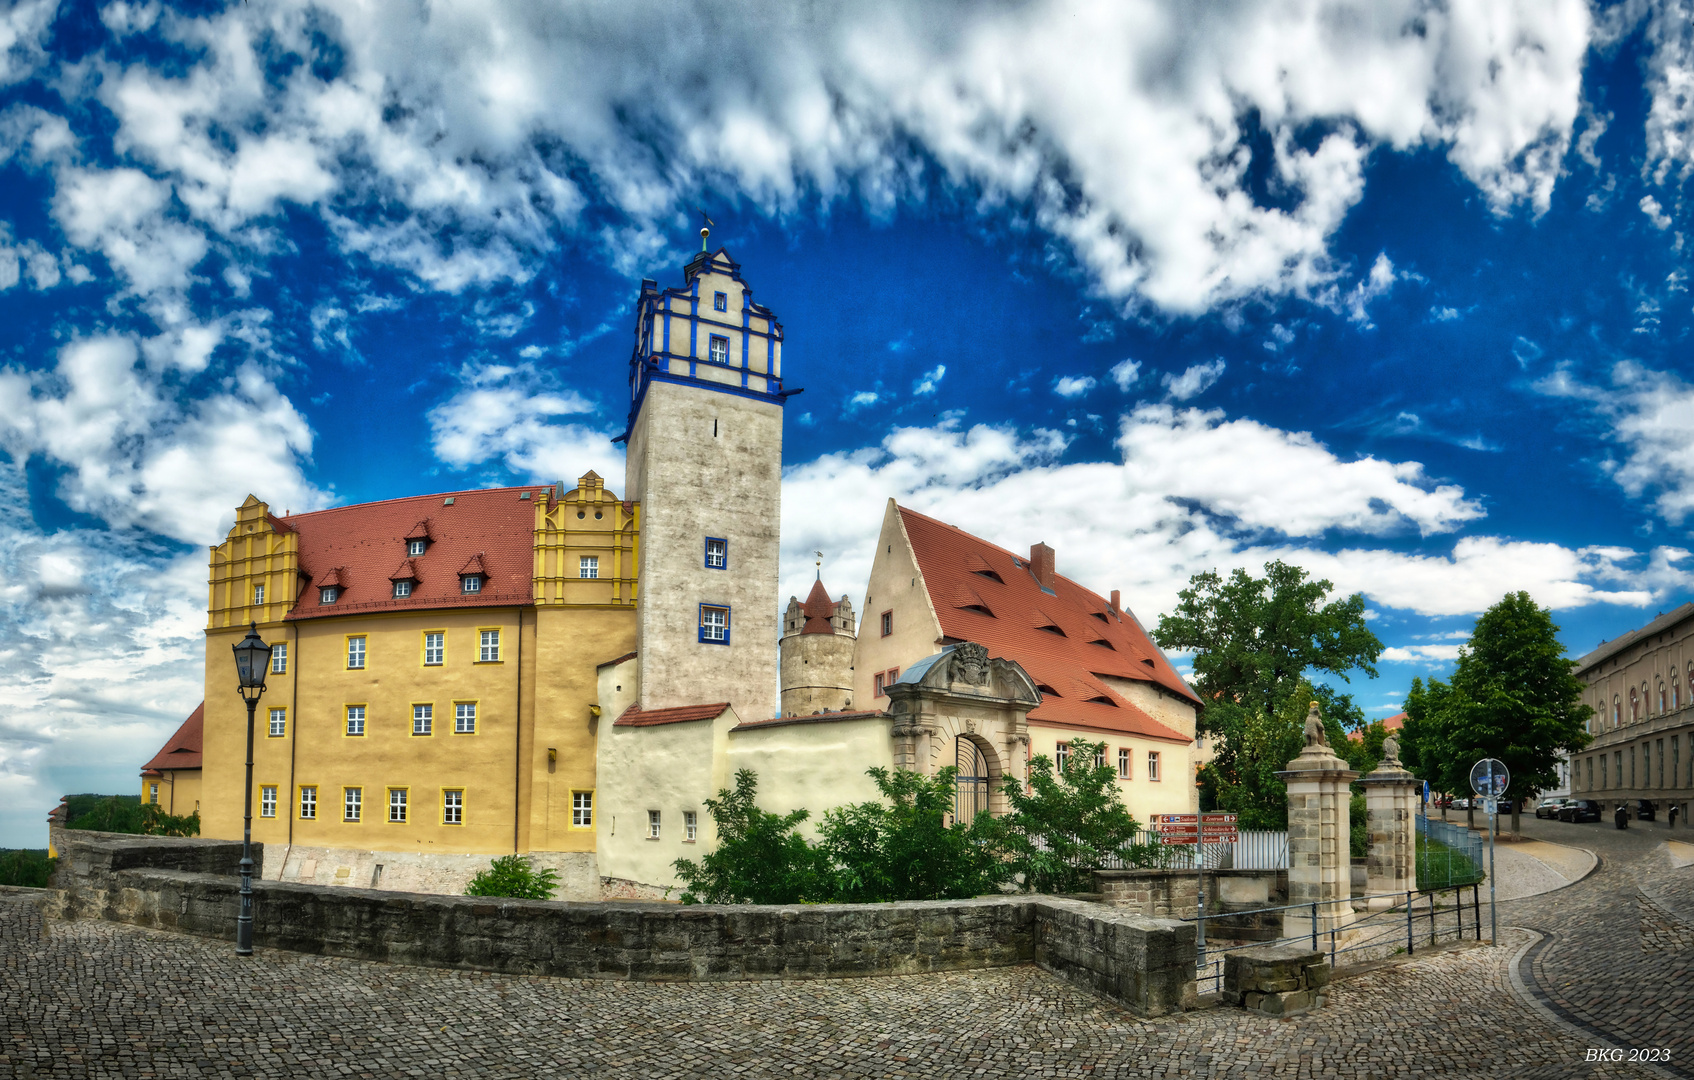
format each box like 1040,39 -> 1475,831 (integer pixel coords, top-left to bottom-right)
1151,812 -> 1238,955
1470,758 -> 1509,943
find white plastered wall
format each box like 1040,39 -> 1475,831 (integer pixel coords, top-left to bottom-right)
726,716 -> 895,836
1026,725 -> 1198,821
853,499 -> 943,709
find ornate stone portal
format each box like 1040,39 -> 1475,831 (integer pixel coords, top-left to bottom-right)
1358,735 -> 1420,908
1277,702 -> 1359,937
884,643 -> 1040,817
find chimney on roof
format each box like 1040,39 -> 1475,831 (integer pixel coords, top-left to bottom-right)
1029,542 -> 1056,592
1110,589 -> 1120,613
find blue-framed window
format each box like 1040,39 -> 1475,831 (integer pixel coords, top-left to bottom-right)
708,335 -> 729,365
699,604 -> 730,645
704,537 -> 727,569
713,291 -> 727,312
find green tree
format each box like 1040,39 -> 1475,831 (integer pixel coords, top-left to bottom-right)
818,766 -> 1009,902
1154,562 -> 1383,821
997,739 -> 1161,894
66,796 -> 199,837
673,770 -> 828,904
0,850 -> 54,888
1399,592 -> 1592,836
465,854 -> 560,900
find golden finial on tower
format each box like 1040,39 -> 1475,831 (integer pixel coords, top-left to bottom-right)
698,209 -> 714,251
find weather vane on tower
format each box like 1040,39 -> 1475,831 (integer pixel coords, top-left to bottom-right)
698,209 -> 715,251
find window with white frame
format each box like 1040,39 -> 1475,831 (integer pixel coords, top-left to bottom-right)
393,579 -> 412,598
389,788 -> 408,823
714,290 -> 727,312
462,575 -> 482,593
148,782 -> 158,804
1147,751 -> 1161,781
271,641 -> 287,674
347,636 -> 366,669
479,629 -> 500,662
1118,748 -> 1131,779
699,604 -> 729,643
299,786 -> 317,819
684,810 -> 698,842
704,538 -> 726,569
648,810 -> 661,839
261,786 -> 277,818
1055,743 -> 1070,772
455,702 -> 476,734
1094,748 -> 1107,770
413,704 -> 432,736
344,787 -> 362,822
408,538 -> 426,556
875,672 -> 886,698
346,705 -> 366,736
424,632 -> 444,666
253,583 -> 265,605
268,708 -> 286,738
580,555 -> 599,579
443,789 -> 463,825
709,334 -> 729,364
319,586 -> 338,604
881,611 -> 892,636
572,791 -> 593,827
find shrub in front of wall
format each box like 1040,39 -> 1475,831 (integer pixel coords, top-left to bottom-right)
464,855 -> 561,900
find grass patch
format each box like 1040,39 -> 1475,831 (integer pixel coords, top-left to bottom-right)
1416,835 -> 1483,890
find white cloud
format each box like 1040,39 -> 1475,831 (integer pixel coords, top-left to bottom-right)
846,390 -> 880,412
8,0 -> 1595,312
0,223 -> 60,290
1334,252 -> 1396,327
1430,305 -> 1461,321
53,167 -> 208,294
1109,359 -> 1141,392
912,364 -> 945,396
1053,374 -> 1096,398
1640,0 -> 1694,189
1162,359 -> 1226,401
1381,644 -> 1464,663
428,362 -> 622,484
0,0 -> 57,88
1537,360 -> 1694,524
1641,194 -> 1674,230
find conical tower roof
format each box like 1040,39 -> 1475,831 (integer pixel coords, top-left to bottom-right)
801,577 -> 836,634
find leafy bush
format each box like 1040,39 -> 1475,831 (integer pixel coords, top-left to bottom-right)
674,770 -> 829,904
997,739 -> 1160,894
819,766 -> 1009,902
1350,793 -> 1368,858
464,854 -> 560,900
66,796 -> 199,837
0,849 -> 54,888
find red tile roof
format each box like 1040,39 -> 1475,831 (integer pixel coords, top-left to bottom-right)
801,578 -> 836,634
140,703 -> 204,773
281,486 -> 541,620
734,710 -> 889,732
1349,712 -> 1405,742
898,506 -> 1198,744
614,702 -> 732,727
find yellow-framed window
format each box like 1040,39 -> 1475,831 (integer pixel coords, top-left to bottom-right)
453,700 -> 478,734
343,786 -> 363,822
411,702 -> 434,736
345,703 -> 367,737
570,789 -> 595,829
298,785 -> 317,820
267,706 -> 287,738
387,787 -> 409,824
476,627 -> 502,663
422,630 -> 446,667
346,634 -> 367,670
442,788 -> 464,825
260,784 -> 278,818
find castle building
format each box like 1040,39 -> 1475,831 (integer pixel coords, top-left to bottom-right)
1570,603 -> 1694,821
140,703 -> 204,815
779,576 -> 857,715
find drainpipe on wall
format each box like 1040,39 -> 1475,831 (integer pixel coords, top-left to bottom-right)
514,608 -> 525,854
280,619 -> 300,881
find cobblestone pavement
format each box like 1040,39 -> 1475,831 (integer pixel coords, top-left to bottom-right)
1505,816 -> 1694,1078
5,821 -> 1691,1079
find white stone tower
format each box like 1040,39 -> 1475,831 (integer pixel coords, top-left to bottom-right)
779,570 -> 857,716
621,240 -> 787,726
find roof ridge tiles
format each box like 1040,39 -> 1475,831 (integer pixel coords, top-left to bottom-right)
280,484 -> 548,523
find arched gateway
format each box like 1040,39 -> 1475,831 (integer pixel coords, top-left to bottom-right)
886,642 -> 1042,819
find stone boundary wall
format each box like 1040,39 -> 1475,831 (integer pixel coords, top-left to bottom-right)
46,834 -> 1197,1017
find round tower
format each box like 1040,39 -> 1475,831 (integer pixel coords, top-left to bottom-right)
779,576 -> 857,716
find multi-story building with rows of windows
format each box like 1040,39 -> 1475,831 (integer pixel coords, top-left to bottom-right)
184,241 -> 1201,900
1570,603 -> 1694,823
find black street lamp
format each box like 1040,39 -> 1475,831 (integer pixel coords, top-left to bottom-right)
231,621 -> 273,956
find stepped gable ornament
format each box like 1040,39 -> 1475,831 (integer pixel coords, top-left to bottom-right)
1303,701 -> 1327,748
952,642 -> 990,687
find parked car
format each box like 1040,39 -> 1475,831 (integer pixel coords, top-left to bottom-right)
1559,799 -> 1602,823
1636,800 -> 1657,821
1451,797 -> 1470,810
1535,798 -> 1570,819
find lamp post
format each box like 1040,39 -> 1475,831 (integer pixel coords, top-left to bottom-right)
231,621 -> 273,956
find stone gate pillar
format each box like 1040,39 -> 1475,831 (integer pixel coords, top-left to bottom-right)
1358,736 -> 1419,910
1278,702 -> 1358,939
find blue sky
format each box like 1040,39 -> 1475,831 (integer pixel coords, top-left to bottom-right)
4,0 -> 1694,846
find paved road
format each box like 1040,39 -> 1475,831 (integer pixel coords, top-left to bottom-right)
0,821 -> 1686,1079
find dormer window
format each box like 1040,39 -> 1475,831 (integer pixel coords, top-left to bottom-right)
408,538 -> 426,556
319,586 -> 338,604
462,575 -> 482,594
393,580 -> 412,598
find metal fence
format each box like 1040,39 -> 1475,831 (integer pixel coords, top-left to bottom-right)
1102,829 -> 1289,871
1416,815 -> 1485,890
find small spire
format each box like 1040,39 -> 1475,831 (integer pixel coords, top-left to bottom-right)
814,549 -> 824,580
